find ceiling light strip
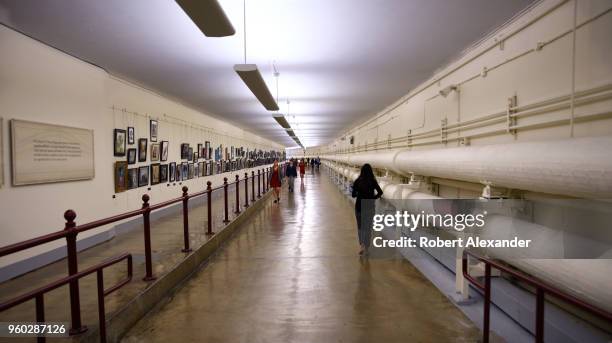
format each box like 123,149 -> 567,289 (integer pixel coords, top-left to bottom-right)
234,64 -> 280,111
175,0 -> 235,37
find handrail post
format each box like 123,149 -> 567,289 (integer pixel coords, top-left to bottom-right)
244,172 -> 249,208
266,167 -> 270,192
235,175 -> 242,214
535,288 -> 545,343
251,171 -> 256,202
257,169 -> 261,198
223,178 -> 230,223
181,186 -> 192,253
483,263 -> 491,343
206,181 -> 214,234
96,269 -> 107,343
142,195 -> 156,281
64,210 -> 87,335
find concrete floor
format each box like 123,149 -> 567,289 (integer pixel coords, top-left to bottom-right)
123,170 -> 480,343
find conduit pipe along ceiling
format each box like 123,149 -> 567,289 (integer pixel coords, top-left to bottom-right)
175,0 -> 235,37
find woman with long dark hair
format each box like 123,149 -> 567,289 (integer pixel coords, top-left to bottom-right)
351,164 -> 383,255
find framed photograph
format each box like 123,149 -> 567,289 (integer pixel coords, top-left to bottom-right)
188,147 -> 193,161
197,143 -> 203,158
160,164 -> 168,183
150,163 -> 161,185
188,163 -> 194,179
114,129 -> 126,157
161,141 -> 169,161
138,165 -> 149,187
181,162 -> 188,180
128,168 -> 138,189
193,152 -> 198,163
169,162 -> 176,182
127,148 -> 136,164
138,138 -> 148,162
127,127 -> 135,145
114,161 -> 128,193
204,141 -> 210,160
181,143 -> 189,160
198,162 -> 205,177
194,163 -> 199,178
150,119 -> 158,142
151,143 -> 160,162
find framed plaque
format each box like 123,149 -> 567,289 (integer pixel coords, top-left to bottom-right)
10,119 -> 94,186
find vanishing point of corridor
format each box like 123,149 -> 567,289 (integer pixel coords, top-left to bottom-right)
122,171 -> 479,342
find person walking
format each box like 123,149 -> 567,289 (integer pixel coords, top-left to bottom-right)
269,160 -> 283,203
299,159 -> 306,183
286,159 -> 298,192
351,164 -> 383,255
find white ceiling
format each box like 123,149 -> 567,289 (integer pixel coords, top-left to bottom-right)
0,0 -> 533,147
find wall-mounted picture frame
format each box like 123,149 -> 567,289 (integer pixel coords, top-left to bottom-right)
169,162 -> 176,182
187,147 -> 193,162
150,119 -> 158,142
114,129 -> 126,157
197,143 -> 203,158
151,143 -> 160,162
181,143 -> 189,160
194,163 -> 199,178
114,161 -> 128,193
138,165 -> 149,187
128,168 -> 138,189
181,162 -> 188,180
193,152 -> 198,163
150,163 -> 161,185
188,163 -> 194,179
204,141 -> 210,160
127,148 -> 136,164
138,138 -> 148,162
161,141 -> 169,161
160,164 -> 168,183
198,162 -> 205,177
128,127 -> 135,145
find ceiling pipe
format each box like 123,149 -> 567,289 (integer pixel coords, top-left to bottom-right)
175,0 -> 235,37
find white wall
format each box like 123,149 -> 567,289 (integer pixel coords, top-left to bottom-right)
0,25 -> 282,267
308,0 -> 612,186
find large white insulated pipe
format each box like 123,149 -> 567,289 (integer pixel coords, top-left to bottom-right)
324,136 -> 612,199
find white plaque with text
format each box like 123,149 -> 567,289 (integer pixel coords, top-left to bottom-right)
11,119 -> 95,185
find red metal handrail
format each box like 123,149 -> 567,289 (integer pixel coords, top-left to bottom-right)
0,253 -> 132,343
0,165 -> 278,335
462,249 -> 612,343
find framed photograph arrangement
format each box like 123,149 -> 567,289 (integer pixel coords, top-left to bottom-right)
114,161 -> 128,193
127,127 -> 135,145
150,119 -> 158,142
161,141 -> 169,161
151,143 -> 160,162
169,162 -> 176,182
138,138 -> 148,162
150,163 -> 161,185
138,166 -> 149,187
160,164 -> 168,183
128,168 -> 138,189
127,148 -> 136,164
114,129 -> 126,157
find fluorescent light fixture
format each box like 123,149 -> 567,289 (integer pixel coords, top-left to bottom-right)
287,130 -> 296,137
175,0 -> 235,37
272,115 -> 291,129
234,64 -> 279,111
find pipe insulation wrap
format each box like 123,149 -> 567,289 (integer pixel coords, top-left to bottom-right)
326,136 -> 612,198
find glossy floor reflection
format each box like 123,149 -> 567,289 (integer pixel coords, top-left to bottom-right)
123,170 -> 479,342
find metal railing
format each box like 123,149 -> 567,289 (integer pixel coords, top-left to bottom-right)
0,165 -> 280,340
462,250 -> 612,343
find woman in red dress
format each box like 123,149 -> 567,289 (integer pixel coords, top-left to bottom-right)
269,160 -> 282,203
299,159 -> 306,182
